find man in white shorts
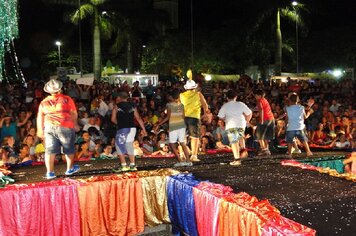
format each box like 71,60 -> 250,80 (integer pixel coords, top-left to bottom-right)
156,89 -> 192,167
218,90 -> 252,166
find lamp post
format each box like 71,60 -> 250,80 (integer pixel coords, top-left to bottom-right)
292,1 -> 299,73
78,0 -> 83,76
55,41 -> 62,67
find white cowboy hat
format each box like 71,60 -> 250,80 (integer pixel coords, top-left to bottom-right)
184,79 -> 198,90
44,79 -> 63,94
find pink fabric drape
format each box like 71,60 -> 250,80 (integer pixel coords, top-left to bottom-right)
0,180 -> 81,236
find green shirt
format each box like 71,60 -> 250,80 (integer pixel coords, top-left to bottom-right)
167,102 -> 185,131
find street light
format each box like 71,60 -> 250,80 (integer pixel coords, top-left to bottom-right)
55,41 -> 62,67
292,1 -> 299,73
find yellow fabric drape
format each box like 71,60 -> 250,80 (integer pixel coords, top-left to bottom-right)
141,176 -> 170,226
138,168 -> 180,227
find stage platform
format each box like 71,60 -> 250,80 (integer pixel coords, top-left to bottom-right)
5,151 -> 356,236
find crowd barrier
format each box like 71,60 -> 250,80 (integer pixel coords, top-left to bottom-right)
0,169 -> 315,236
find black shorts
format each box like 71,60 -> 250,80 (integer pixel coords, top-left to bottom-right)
184,117 -> 200,138
256,120 -> 275,141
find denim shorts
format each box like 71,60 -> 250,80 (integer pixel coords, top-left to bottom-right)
115,127 -> 136,155
226,128 -> 245,144
286,130 -> 308,143
185,117 -> 200,138
256,120 -> 275,141
44,125 -> 76,155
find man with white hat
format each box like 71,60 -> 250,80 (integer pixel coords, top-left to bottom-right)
37,79 -> 80,179
180,70 -> 208,162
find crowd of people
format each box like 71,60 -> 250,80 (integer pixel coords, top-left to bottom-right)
0,74 -> 355,177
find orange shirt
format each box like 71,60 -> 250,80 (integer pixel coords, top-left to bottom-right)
37,94 -> 77,129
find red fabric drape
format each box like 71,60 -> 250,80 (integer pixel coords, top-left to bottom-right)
262,216 -> 316,236
194,182 -> 234,236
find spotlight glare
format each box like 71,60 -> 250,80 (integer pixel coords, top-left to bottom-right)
332,69 -> 343,78
205,74 -> 212,81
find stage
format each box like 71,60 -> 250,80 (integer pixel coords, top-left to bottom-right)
4,151 -> 356,236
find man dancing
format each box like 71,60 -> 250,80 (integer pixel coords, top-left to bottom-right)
218,90 -> 252,165
111,91 -> 147,171
180,71 -> 208,162
37,79 -> 80,179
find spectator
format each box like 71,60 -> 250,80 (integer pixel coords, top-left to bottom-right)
213,120 -> 229,146
18,144 -> 31,163
75,141 -> 93,160
99,144 -> 115,159
0,112 -> 32,142
311,123 -> 329,145
133,140 -> 144,156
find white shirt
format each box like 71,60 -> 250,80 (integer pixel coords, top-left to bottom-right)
218,101 -> 252,129
98,100 -> 109,117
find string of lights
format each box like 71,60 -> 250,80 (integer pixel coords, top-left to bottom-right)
0,0 -> 19,81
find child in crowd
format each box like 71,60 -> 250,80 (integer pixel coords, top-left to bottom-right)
1,136 -> 18,164
200,135 -> 215,154
133,140 -> 144,157
156,131 -> 169,150
34,139 -> 45,162
285,94 -> 314,158
18,144 -> 31,163
76,141 -> 93,160
99,144 -> 115,159
329,131 -> 351,149
152,143 -> 170,156
141,136 -> 154,155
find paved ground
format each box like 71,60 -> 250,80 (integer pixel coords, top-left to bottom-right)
9,151 -> 356,236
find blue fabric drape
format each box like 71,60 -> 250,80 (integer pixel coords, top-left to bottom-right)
167,174 -> 201,236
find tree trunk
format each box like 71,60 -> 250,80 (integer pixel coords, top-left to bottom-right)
93,12 -> 101,80
127,34 -> 133,73
275,8 -> 282,76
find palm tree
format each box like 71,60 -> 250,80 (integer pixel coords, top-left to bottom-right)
106,0 -> 169,73
275,3 -> 306,75
44,0 -> 113,80
250,1 -> 307,76
71,0 -> 113,79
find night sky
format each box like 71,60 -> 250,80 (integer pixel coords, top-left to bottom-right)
14,0 -> 356,76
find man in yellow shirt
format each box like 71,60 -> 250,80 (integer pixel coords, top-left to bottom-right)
180,77 -> 208,162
